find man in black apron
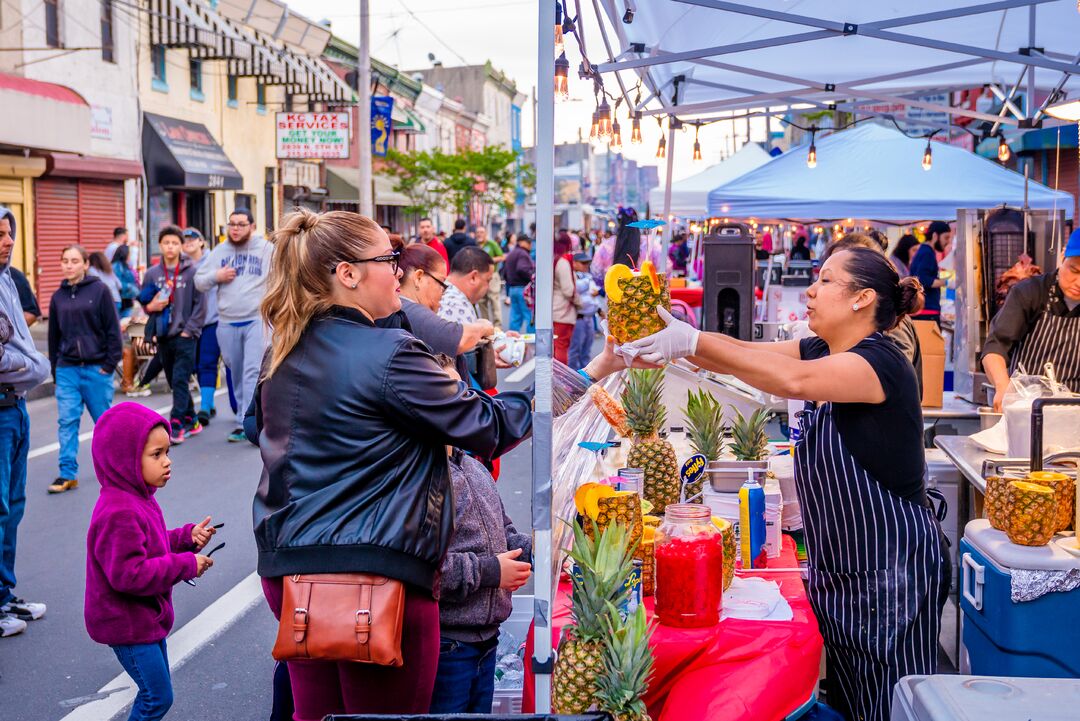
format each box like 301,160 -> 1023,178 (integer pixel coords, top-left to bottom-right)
982,230 -> 1080,410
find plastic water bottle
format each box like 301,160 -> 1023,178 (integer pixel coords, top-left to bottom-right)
738,475 -> 767,569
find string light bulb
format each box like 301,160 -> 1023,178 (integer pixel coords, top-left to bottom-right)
630,113 -> 642,144
656,135 -> 666,159
596,98 -> 613,141
589,109 -> 599,141
806,127 -> 817,169
922,138 -> 933,171
554,52 -> 569,101
692,125 -> 702,162
997,135 -> 1012,163
554,2 -> 564,55
610,119 -> 622,152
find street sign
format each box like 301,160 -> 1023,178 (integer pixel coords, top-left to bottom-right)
276,112 -> 351,159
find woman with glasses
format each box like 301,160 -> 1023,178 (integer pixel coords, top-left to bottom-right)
386,243 -> 494,382
255,210 -> 625,718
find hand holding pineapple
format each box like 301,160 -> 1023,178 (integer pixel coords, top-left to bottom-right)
616,306 -> 701,368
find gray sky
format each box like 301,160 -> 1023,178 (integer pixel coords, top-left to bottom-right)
285,0 -> 753,184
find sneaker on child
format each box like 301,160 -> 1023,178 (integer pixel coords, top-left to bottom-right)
227,428 -> 246,444
125,384 -> 152,398
184,418 -> 203,437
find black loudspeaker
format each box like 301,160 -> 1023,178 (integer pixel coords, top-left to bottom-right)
703,224 -> 755,341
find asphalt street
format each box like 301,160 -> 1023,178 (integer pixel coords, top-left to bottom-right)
2,347 -> 542,720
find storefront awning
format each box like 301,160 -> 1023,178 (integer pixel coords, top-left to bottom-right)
142,113 -> 243,190
391,105 -> 425,134
325,166 -> 411,207
0,72 -> 90,155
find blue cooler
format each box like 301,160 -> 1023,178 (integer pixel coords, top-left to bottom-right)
959,519 -> 1080,678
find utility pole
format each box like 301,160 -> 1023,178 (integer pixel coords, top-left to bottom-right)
357,0 -> 374,217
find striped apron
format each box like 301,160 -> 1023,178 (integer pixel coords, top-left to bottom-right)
1008,278 -> 1080,392
795,399 -> 946,721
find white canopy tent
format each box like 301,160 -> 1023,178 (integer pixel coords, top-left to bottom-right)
707,123 -> 1075,221
531,2 -> 1080,711
648,142 -> 773,218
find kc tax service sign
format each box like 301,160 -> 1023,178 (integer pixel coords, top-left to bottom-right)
276,112 -> 351,159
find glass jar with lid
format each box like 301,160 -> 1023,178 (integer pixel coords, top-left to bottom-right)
654,503 -> 724,628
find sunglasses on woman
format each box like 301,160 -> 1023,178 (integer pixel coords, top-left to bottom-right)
331,251 -> 400,275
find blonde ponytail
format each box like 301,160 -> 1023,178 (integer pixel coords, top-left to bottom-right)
261,208 -> 382,378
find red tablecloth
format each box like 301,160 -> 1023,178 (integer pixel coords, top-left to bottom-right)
670,286 -> 704,307
523,535 -> 822,721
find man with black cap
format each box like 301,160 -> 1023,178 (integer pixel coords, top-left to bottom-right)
568,252 -> 600,370
983,229 -> 1080,411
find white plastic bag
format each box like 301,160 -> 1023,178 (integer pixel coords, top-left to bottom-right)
1003,374 -> 1080,458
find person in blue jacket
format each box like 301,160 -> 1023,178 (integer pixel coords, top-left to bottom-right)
908,220 -> 953,327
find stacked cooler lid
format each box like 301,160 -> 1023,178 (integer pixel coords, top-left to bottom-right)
893,674 -> 1080,721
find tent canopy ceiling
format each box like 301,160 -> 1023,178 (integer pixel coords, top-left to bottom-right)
649,142 -> 772,218
597,1 -> 1080,128
706,123 -> 1074,221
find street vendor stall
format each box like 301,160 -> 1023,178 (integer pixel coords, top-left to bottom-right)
523,537 -> 822,721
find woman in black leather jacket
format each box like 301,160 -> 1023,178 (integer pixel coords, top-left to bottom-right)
253,209 -> 620,718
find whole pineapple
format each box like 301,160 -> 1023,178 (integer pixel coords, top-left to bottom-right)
553,520 -> 638,714
683,389 -> 725,502
595,491 -> 644,550
595,603 -> 656,721
1005,481 -> 1057,546
623,369 -> 680,513
729,406 -> 771,461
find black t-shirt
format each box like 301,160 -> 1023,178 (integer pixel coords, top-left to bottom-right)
799,334 -> 927,504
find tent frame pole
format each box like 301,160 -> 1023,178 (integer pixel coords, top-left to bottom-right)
531,0 -> 556,714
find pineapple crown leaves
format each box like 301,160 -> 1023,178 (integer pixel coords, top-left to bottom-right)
683,389 -> 725,460
563,518 -> 639,641
621,369 -> 667,438
595,602 -> 656,719
728,405 -> 772,461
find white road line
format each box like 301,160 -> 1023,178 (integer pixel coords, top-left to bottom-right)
26,388 -> 229,460
504,357 -> 535,384
58,572 -> 263,721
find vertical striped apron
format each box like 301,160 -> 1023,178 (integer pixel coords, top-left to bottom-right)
1008,278 -> 1080,392
795,399 -> 946,721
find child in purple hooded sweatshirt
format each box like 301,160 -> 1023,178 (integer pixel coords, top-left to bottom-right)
84,402 -> 216,721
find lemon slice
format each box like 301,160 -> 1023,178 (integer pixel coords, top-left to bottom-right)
605,264 -> 634,304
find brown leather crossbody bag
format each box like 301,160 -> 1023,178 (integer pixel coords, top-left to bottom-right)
272,573 -> 405,666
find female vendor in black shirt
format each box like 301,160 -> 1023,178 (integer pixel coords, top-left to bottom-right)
619,247 -> 949,721
982,230 -> 1080,411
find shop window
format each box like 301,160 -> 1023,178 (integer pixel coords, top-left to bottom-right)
151,45 -> 168,92
227,75 -> 238,108
100,0 -> 114,62
256,82 -> 266,114
44,0 -> 61,48
189,59 -> 204,101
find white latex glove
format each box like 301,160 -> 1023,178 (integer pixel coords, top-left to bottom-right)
617,307 -> 701,366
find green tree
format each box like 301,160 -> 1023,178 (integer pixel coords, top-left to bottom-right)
384,145 -> 534,219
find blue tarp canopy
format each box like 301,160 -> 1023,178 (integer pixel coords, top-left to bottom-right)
708,124 -> 1074,222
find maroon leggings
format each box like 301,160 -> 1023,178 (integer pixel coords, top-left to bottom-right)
262,576 -> 439,721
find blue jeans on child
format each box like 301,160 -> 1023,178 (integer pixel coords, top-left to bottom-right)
55,364 -> 114,480
507,286 -> 534,335
428,636 -> 499,713
568,314 -> 595,370
0,400 -> 29,607
111,640 -> 173,721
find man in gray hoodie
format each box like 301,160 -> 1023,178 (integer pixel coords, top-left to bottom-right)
0,206 -> 51,637
194,209 -> 273,444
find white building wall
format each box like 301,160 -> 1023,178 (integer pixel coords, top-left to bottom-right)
20,0 -> 141,162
